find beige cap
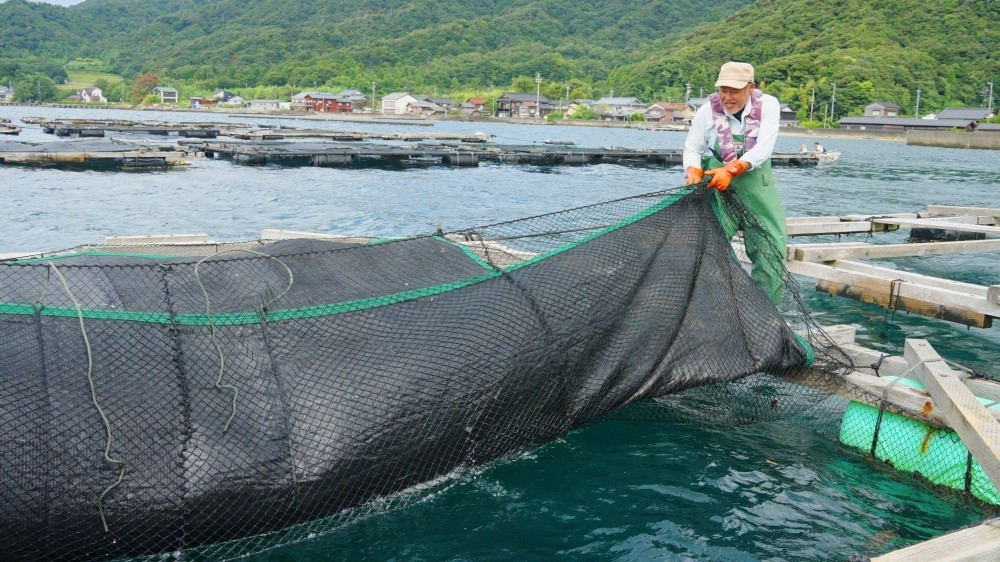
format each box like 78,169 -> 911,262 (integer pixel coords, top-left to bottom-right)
715,62 -> 755,89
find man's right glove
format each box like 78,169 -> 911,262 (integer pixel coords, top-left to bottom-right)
685,166 -> 704,186
705,159 -> 751,191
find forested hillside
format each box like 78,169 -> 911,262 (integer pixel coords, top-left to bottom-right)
0,0 -> 996,117
607,0 -> 999,120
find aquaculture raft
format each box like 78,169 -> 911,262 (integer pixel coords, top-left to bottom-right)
185,139 -> 821,168
0,139 -> 199,169
784,205 -> 1000,328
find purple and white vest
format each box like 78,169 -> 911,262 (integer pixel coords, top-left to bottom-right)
709,89 -> 763,163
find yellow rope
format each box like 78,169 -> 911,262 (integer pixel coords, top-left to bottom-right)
49,263 -> 125,533
193,249 -> 294,434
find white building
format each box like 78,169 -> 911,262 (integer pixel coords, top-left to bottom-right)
381,92 -> 418,115
80,87 -> 106,103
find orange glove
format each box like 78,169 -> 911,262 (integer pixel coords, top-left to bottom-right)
705,160 -> 751,191
685,166 -> 704,186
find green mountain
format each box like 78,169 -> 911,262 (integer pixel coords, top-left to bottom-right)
0,0 -> 997,117
0,0 -> 751,95
607,0 -> 999,119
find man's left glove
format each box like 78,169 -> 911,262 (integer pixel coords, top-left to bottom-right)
705,159 -> 751,191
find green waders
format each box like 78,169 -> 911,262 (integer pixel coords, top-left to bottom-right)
703,137 -> 788,306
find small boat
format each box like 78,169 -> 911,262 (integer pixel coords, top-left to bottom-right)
815,151 -> 840,163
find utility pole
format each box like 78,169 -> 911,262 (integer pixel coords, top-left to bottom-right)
830,83 -> 836,122
915,88 -> 921,118
371,81 -> 376,114
988,81 -> 994,113
535,72 -> 541,119
685,83 -> 691,104
809,87 -> 815,122
565,85 -> 569,109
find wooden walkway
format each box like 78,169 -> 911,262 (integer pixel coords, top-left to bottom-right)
784,205 -> 1000,328
182,139 -> 821,168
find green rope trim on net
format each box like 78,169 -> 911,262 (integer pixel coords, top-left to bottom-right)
0,191 -> 688,326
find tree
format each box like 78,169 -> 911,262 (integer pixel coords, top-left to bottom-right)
13,74 -> 57,102
569,104 -> 596,120
131,71 -> 160,103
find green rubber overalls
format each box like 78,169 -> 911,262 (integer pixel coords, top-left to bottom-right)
703,137 -> 788,306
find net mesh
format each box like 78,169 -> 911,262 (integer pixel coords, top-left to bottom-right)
0,186 -> 992,560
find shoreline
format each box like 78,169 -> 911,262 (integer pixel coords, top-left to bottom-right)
3,101 -> 906,142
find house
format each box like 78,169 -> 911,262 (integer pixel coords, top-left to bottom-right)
79,87 -> 106,103
936,107 -> 994,121
189,96 -> 217,108
977,123 -> 1000,133
644,102 -> 687,123
304,93 -> 353,113
408,100 -> 446,117
0,86 -> 11,101
865,101 -> 901,117
779,104 -> 798,127
423,97 -> 457,112
592,97 -> 647,121
291,91 -> 318,111
153,87 -> 178,104
304,89 -> 371,113
838,117 -> 977,132
337,89 -> 371,112
213,90 -> 237,102
245,99 -> 282,111
381,92 -> 418,115
465,97 -> 487,113
459,100 -> 485,117
221,95 -> 245,106
496,92 -> 553,119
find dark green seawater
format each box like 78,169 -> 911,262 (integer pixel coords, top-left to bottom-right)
2,106 -> 998,560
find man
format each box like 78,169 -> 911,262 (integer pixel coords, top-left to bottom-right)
683,61 -> 787,305
813,141 -> 826,154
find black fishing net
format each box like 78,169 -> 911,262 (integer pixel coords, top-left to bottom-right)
0,185 -> 985,561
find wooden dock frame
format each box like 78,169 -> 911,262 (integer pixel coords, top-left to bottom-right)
783,205 -> 1000,328
800,325 -> 1000,561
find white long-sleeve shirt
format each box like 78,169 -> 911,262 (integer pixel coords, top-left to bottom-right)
682,91 -> 780,171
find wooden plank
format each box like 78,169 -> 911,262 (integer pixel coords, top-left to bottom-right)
989,285 -> 1000,306
786,260 -> 996,328
872,217 -> 1000,235
926,204 -> 1000,217
785,216 -> 844,225
791,239 -> 1000,262
787,221 -> 896,236
840,212 -> 919,221
905,339 -> 1000,492
260,229 -> 378,244
871,518 -> 1000,562
833,261 -> 989,298
105,233 -> 211,246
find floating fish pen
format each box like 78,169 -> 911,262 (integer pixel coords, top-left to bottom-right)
184,139 -> 822,168
218,126 -> 491,143
0,139 -> 199,169
1,187 -> 997,560
0,117 -> 20,135
22,117 -> 222,138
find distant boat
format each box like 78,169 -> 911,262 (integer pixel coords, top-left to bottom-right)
543,139 -> 575,146
815,151 -> 840,163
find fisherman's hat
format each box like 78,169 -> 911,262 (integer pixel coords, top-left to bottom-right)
715,62 -> 755,89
